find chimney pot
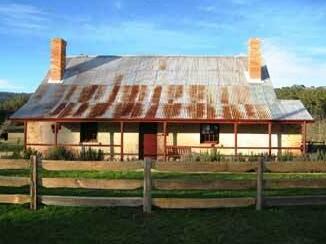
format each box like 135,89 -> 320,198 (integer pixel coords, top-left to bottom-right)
248,38 -> 261,80
50,38 -> 66,82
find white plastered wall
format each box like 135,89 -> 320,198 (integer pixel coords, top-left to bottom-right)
26,121 -> 303,158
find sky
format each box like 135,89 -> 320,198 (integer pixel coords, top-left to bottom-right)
0,0 -> 325,92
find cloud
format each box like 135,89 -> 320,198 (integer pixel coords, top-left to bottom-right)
0,3 -> 48,32
263,39 -> 326,88
0,79 -> 23,92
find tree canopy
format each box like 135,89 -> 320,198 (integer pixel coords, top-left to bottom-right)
0,93 -> 30,123
0,94 -> 30,112
275,86 -> 326,120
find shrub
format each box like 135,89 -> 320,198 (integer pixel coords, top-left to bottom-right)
247,152 -> 260,162
183,150 -> 223,162
199,151 -> 211,162
210,148 -> 219,161
23,148 -> 42,159
182,152 -> 200,162
315,149 -> 326,161
277,151 -> 294,162
46,146 -> 76,160
0,150 -> 21,159
78,147 -> 104,161
0,142 -> 23,152
296,148 -> 326,161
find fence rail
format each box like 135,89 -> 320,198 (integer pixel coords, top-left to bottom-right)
40,196 -> 143,207
41,178 -> 143,190
0,159 -> 30,169
31,160 -> 326,172
152,197 -> 255,209
0,176 -> 30,187
1,157 -> 326,211
0,194 -> 30,204
42,160 -> 143,171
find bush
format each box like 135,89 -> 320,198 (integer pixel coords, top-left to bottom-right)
79,147 -> 104,161
46,146 -> 76,160
247,152 -> 261,162
23,148 -> 42,159
0,142 -> 23,152
210,148 -> 223,162
181,149 -> 224,162
306,149 -> 326,161
0,150 -> 21,159
277,151 -> 294,162
316,149 -> 326,161
182,152 -> 200,162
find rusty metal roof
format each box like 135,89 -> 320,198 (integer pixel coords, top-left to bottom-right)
11,56 -> 313,121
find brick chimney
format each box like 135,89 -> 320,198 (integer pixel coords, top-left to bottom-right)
49,38 -> 66,82
248,38 -> 261,80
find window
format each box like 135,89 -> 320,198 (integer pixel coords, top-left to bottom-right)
80,122 -> 98,143
200,124 -> 219,143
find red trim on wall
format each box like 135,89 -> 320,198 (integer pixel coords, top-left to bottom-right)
163,122 -> 167,161
302,121 -> 307,154
234,123 -> 238,156
268,122 -> 272,156
24,121 -> 27,150
120,122 -> 124,161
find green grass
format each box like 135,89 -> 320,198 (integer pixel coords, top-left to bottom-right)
3,169 -> 326,181
1,170 -> 326,243
0,204 -> 326,244
2,185 -> 326,199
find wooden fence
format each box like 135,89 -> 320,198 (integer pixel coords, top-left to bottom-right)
1,157 -> 326,212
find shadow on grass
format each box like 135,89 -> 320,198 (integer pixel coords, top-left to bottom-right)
0,204 -> 326,244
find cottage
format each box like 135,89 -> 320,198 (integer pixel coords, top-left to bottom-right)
11,38 -> 313,160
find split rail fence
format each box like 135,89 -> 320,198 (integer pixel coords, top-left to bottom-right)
1,157 -> 326,212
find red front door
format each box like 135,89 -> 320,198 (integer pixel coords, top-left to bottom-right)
139,123 -> 157,159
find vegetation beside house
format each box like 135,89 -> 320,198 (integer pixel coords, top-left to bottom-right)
275,86 -> 326,142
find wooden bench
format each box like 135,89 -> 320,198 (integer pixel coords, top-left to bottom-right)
166,146 -> 192,159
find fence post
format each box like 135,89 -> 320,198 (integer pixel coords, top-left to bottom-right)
143,157 -> 152,214
256,156 -> 264,210
30,155 -> 39,210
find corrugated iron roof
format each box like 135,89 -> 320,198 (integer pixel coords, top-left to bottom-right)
11,56 -> 313,121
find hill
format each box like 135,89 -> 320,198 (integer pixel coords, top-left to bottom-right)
0,92 -> 30,102
0,92 -> 31,123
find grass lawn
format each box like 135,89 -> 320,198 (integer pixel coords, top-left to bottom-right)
0,204 -> 326,244
3,169 -> 326,180
1,170 -> 326,243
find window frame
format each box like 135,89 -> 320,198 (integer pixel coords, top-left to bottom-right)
200,124 -> 219,144
80,122 -> 98,143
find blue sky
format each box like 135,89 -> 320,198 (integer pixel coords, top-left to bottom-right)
0,0 -> 325,92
